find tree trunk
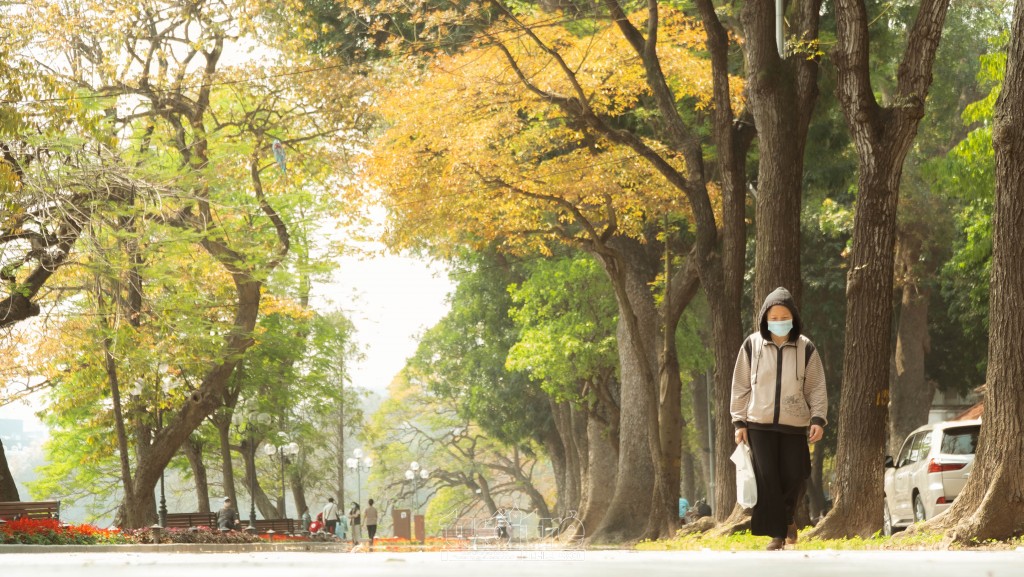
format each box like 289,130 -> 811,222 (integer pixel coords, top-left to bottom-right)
337,396 -> 345,504
216,419 -> 237,505
807,443 -> 827,523
122,277 -> 264,528
240,437 -> 276,523
694,0 -> 752,523
929,4 -> 1024,540
546,400 -> 577,518
742,0 -> 822,310
103,329 -> 142,527
182,435 -> 211,513
476,474 -> 499,515
680,446 -> 697,505
704,281 -> 746,524
578,399 -> 618,538
0,441 -> 20,501
590,307 -> 657,542
290,468 -> 307,519
570,402 -> 588,514
889,270 -> 934,457
689,369 -> 713,500
812,0 -> 951,539
589,235 -> 697,542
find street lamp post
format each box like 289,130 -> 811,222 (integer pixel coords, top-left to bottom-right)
403,461 -> 430,513
345,448 -> 373,506
264,436 -> 299,519
404,461 -> 429,543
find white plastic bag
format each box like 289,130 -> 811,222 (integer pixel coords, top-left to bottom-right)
730,442 -> 758,509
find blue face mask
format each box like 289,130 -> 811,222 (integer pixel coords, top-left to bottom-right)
767,319 -> 793,337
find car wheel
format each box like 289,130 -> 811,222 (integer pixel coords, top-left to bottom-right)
913,494 -> 927,523
883,502 -> 894,537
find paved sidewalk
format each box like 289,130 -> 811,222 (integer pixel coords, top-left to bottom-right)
0,549 -> 1021,577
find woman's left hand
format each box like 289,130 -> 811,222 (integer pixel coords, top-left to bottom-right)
808,424 -> 824,443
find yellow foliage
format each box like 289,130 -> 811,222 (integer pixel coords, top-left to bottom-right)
258,293 -> 313,319
369,10 -> 743,256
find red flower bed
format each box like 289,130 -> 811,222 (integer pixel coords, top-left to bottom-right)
0,518 -> 129,545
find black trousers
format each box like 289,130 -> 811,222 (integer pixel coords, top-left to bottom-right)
747,428 -> 811,539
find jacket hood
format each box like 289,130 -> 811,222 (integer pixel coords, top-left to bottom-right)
758,286 -> 802,341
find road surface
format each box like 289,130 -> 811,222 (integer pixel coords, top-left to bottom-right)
0,549 -> 1021,576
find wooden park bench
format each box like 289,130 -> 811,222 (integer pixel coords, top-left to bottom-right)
251,518 -> 302,535
440,526 -> 477,540
162,512 -> 217,530
0,500 -> 61,521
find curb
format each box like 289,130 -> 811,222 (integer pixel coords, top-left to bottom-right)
0,542 -> 352,554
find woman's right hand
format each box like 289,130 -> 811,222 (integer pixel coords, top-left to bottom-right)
735,427 -> 748,445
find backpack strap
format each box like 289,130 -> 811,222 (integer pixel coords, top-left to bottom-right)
797,335 -> 806,383
748,332 -> 764,387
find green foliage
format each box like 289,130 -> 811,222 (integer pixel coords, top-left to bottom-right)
281,0 -> 494,60
410,250 -> 553,447
506,253 -> 617,403
926,27 -> 1008,390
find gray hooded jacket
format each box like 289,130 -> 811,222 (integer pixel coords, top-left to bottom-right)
730,287 -> 828,433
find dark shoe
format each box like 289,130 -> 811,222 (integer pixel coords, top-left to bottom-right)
766,537 -> 786,551
786,523 -> 798,545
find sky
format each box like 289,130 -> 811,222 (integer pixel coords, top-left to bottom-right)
313,249 -> 453,395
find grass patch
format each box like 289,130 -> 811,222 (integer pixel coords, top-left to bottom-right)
636,529 -> 950,551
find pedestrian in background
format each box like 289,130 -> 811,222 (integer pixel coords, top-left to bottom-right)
322,497 -> 340,535
730,287 -> 827,550
217,497 -> 240,531
348,502 -> 362,544
365,499 -> 379,547
337,508 -> 349,540
495,507 -> 510,542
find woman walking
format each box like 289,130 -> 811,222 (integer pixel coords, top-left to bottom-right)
731,287 -> 827,550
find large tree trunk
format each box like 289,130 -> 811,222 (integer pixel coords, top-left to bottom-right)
590,299 -> 658,542
589,236 -> 699,542
889,255 -> 934,456
0,441 -> 20,501
546,400 -> 577,518
927,4 -> 1024,541
578,396 -> 618,537
742,0 -> 822,309
694,0 -> 752,524
689,369 -> 713,500
811,0 -> 951,539
182,435 -> 211,513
